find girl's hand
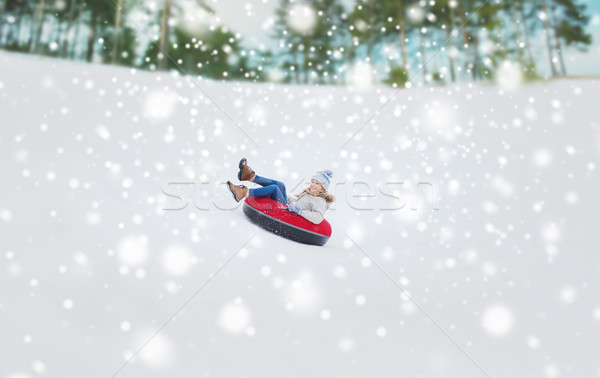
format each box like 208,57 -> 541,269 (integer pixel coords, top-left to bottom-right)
287,202 -> 302,215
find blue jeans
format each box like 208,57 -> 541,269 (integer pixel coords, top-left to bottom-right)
248,175 -> 288,204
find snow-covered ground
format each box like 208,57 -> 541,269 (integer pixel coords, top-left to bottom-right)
1,51 -> 599,378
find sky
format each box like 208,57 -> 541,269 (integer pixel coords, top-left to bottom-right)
207,0 -> 600,77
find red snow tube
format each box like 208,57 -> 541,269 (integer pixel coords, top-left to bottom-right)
242,197 -> 332,246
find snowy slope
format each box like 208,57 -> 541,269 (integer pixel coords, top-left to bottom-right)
1,51 -> 600,378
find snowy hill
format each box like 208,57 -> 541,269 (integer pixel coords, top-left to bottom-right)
1,51 -> 599,377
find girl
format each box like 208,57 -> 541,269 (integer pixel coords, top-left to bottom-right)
227,158 -> 335,224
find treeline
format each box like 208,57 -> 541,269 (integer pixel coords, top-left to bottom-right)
0,0 -> 255,79
0,0 -> 593,86
272,0 -> 592,85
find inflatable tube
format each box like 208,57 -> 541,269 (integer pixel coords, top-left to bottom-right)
242,197 -> 332,246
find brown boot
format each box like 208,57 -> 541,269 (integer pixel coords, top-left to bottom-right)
227,181 -> 248,202
237,158 -> 256,182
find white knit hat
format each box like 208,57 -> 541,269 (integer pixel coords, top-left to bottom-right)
312,169 -> 334,191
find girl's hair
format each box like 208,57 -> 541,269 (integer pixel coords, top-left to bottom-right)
299,187 -> 336,203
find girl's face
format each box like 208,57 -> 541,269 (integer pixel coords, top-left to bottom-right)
310,179 -> 324,192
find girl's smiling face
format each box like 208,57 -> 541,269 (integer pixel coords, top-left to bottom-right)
310,179 -> 324,192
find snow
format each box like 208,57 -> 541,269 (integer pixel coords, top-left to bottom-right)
31,360 -> 46,374
527,335 -> 541,349
161,244 -> 195,276
347,62 -> 375,89
1,51 -> 600,377
120,321 -> 132,332
117,235 -> 150,266
496,61 -> 524,91
62,299 -> 74,310
287,5 -> 317,35
218,301 -> 252,334
481,304 -> 514,337
135,332 -> 176,369
407,6 -> 426,23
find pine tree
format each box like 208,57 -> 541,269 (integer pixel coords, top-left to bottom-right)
540,0 -> 558,76
456,0 -> 476,80
381,0 -> 416,81
85,0 -> 114,62
141,0 -> 215,71
68,0 -> 84,59
551,0 -> 592,75
111,0 -> 122,63
430,0 -> 456,82
1,0 -> 29,48
0,0 -> 7,44
157,0 -> 170,70
348,0 -> 385,62
272,0 -> 303,83
29,0 -> 46,53
60,0 -> 78,57
307,0 -> 346,84
517,0 -> 538,78
475,0 -> 503,80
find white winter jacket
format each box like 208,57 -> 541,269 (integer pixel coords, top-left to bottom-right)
287,192 -> 330,224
